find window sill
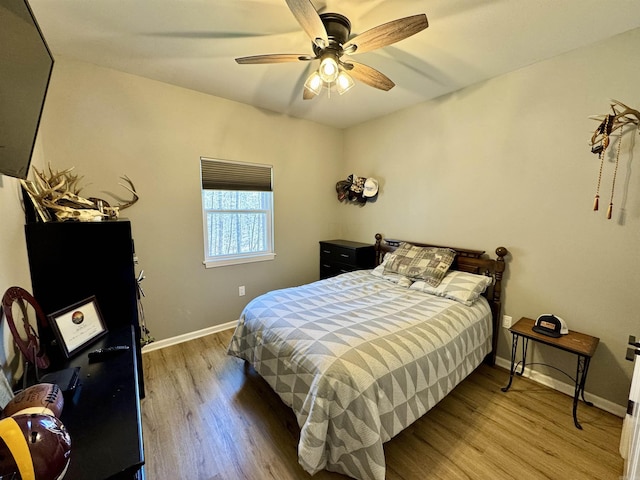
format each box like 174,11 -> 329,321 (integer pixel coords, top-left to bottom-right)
204,253 -> 276,268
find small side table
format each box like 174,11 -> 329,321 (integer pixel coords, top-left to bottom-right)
501,317 -> 599,429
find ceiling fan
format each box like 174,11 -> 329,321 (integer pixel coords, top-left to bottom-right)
235,0 -> 428,99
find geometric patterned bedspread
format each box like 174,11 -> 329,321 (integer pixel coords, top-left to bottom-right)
227,270 -> 492,480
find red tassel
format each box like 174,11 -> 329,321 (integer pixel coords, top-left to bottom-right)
593,195 -> 599,211
607,203 -> 613,219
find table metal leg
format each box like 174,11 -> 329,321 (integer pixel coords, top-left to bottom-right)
518,338 -> 529,376
502,333 -> 520,392
580,357 -> 594,406
572,355 -> 594,429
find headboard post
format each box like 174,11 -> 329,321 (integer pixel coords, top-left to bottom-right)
493,246 -> 508,305
374,233 -> 384,266
488,246 -> 509,365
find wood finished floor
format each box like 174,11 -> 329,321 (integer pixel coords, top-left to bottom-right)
141,329 -> 624,480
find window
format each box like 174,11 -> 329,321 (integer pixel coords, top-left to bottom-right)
200,158 -> 274,267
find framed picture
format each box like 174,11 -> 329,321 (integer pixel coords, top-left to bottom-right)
48,296 -> 108,358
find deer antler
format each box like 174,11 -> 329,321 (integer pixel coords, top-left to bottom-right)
102,175 -> 139,210
590,99 -> 640,147
22,168 -> 139,222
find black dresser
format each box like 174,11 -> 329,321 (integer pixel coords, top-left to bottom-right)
24,219 -> 144,395
319,239 -> 376,279
24,220 -> 145,479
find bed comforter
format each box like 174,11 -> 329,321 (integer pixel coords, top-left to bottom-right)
227,270 -> 492,480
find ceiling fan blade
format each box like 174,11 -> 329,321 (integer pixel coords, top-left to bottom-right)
343,14 -> 428,55
235,54 -> 315,64
303,88 -> 316,100
347,62 -> 395,91
148,31 -> 284,39
285,0 -> 328,47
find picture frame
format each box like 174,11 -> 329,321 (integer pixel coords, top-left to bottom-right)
48,296 -> 108,358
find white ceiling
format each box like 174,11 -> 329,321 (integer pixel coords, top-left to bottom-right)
29,0 -> 640,129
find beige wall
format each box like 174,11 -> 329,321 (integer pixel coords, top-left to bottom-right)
2,28 -> 639,407
0,139 -> 47,383
0,176 -> 33,383
341,28 -> 640,406
32,56 -> 344,342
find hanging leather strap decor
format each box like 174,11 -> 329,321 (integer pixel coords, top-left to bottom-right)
589,100 -> 640,220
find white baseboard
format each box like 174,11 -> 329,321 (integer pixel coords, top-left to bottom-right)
141,320 -> 237,354
494,356 -> 626,418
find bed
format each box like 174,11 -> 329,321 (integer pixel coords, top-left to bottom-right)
227,234 -> 508,480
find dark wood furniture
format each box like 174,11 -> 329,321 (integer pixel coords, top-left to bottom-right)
501,317 -> 600,429
374,233 -> 508,365
57,325 -> 145,479
319,239 -> 375,279
24,219 -> 144,395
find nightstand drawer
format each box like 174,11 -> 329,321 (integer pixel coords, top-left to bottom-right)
320,244 -> 357,264
320,261 -> 358,278
319,240 -> 375,280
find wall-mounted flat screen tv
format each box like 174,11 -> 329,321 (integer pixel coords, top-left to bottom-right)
0,0 -> 54,179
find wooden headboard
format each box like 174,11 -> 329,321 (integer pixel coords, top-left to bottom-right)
373,233 -> 509,365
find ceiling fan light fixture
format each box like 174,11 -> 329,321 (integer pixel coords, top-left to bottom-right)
318,53 -> 339,83
236,5 -> 430,100
336,71 -> 354,95
304,71 -> 323,96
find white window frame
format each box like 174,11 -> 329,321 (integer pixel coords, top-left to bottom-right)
200,158 -> 275,268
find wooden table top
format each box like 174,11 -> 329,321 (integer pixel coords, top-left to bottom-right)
510,317 -> 599,357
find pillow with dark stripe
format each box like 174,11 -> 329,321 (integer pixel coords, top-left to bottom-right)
383,242 -> 456,287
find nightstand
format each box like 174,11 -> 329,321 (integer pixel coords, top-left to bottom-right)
319,240 -> 375,279
501,317 -> 599,429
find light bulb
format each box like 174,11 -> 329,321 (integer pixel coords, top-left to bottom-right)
318,54 -> 339,83
336,71 -> 355,95
304,71 -> 323,96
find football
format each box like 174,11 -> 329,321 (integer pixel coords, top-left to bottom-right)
0,414 -> 71,480
1,383 -> 64,419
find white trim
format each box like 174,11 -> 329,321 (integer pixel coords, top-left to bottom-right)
141,320 -> 238,354
204,252 -> 276,268
495,356 -> 626,418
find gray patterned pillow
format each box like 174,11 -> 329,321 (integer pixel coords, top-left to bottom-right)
410,271 -> 493,305
383,242 -> 456,286
370,264 -> 414,288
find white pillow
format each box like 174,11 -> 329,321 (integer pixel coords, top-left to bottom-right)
370,264 -> 414,288
410,270 -> 492,305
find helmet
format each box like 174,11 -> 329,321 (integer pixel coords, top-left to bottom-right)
0,414 -> 71,480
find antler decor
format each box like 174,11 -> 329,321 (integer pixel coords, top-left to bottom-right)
589,100 -> 640,219
589,99 -> 640,151
21,165 -> 139,222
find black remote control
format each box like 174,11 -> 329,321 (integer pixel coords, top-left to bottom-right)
88,345 -> 130,362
